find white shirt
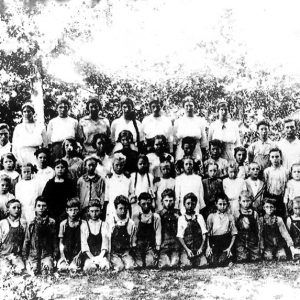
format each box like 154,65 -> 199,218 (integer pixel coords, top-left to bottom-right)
34,166 -> 55,196
0,218 -> 26,244
278,138 -> 300,171
223,177 -> 247,201
177,213 -> 207,238
0,142 -> 12,158
264,166 -> 289,196
284,179 -> 300,204
154,177 -> 175,211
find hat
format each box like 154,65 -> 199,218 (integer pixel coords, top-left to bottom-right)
22,102 -> 35,113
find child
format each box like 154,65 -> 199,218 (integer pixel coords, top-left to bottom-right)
80,199 -> 110,273
134,192 -> 161,268
0,175 -> 14,220
158,189 -> 181,268
153,159 -> 175,212
284,163 -> 300,216
259,198 -> 294,261
23,196 -> 57,275
202,161 -> 224,220
129,155 -> 154,217
234,146 -> 248,179
177,193 -> 207,268
175,137 -> 202,176
245,162 -> 265,216
15,163 -> 39,223
108,195 -> 136,271
77,156 -> 106,213
0,199 -> 26,274
34,148 -> 55,196
264,148 -> 289,218
206,194 -> 237,267
0,153 -> 19,192
204,139 -> 228,178
57,198 -> 82,272
105,153 -> 130,219
223,161 -> 247,216
248,120 -> 275,171
0,123 -> 12,158
42,159 -> 76,222
235,191 -> 260,263
175,156 -> 205,215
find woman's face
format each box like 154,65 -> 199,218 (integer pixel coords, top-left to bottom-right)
184,101 -> 194,116
64,140 -> 74,154
219,106 -> 228,120
88,102 -> 99,116
22,107 -> 34,122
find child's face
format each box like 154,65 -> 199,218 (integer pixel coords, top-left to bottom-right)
150,102 -> 160,115
57,103 -> 69,118
239,196 -> 252,210
8,202 -> 21,219
113,161 -> 124,174
86,159 -> 97,175
210,145 -> 220,159
116,203 -> 127,219
139,198 -> 152,214
235,151 -> 245,164
37,153 -> 47,168
249,164 -> 260,179
162,196 -> 175,210
35,201 -> 47,217
66,207 -> 79,220
258,125 -> 268,140
160,162 -> 171,178
89,206 -> 101,221
0,180 -> 9,194
228,167 -> 237,179
183,158 -> 193,175
207,164 -> 218,178
264,202 -> 275,216
292,166 -> 300,181
88,102 -> 99,115
137,158 -> 148,174
184,198 -> 196,214
55,163 -> 66,178
22,166 -> 32,180
120,136 -> 130,148
293,204 -> 300,217
0,129 -> 9,146
216,199 -> 228,213
182,143 -> 194,156
96,138 -> 105,153
64,140 -> 74,154
269,151 -> 281,167
3,157 -> 14,171
154,139 -> 163,153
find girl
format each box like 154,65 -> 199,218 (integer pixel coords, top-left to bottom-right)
129,154 -> 154,217
15,163 -> 39,223
34,148 -> 55,196
0,153 -> 19,192
223,161 -> 247,216
0,175 -> 14,219
0,123 -> 12,158
175,156 -> 205,215
42,159 -> 76,222
234,146 -> 248,179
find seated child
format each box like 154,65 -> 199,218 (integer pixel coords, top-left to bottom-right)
206,193 -> 237,267
23,196 -> 57,275
235,191 -> 260,263
259,198 -> 294,261
234,146 -> 248,179
0,199 -> 26,274
134,192 -> 161,268
108,195 -> 136,271
158,189 -> 181,268
57,198 -> 82,272
0,175 -> 14,220
177,193 -> 207,268
81,199 -> 110,273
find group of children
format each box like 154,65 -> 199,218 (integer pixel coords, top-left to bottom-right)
1,112 -> 300,275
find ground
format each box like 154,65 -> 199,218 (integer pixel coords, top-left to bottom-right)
2,261 -> 300,300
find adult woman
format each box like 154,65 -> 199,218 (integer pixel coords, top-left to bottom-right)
12,103 -> 46,164
79,97 -> 110,156
208,100 -> 241,161
173,96 -> 208,161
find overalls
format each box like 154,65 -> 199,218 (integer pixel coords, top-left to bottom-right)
111,219 -> 130,254
289,218 -> 300,248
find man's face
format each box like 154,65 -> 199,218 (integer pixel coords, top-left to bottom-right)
285,121 -> 296,139
162,196 -> 175,210
150,102 -> 160,115
0,129 -> 9,146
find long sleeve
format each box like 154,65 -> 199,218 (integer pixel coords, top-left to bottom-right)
110,120 -> 117,144
277,217 -> 294,247
46,119 -> 54,145
154,213 -> 162,247
200,123 -> 208,149
23,223 -> 33,259
80,221 -> 90,254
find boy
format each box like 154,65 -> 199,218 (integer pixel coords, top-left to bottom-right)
0,175 -> 14,220
80,199 -> 110,273
206,194 -> 237,267
23,196 -> 57,275
259,198 -> 295,261
134,192 -> 161,268
108,195 -> 136,271
177,193 -> 207,268
0,199 -> 26,274
158,189 -> 181,268
235,191 -> 260,262
57,198 -> 82,272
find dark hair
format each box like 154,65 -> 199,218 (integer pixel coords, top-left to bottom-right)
138,192 -> 152,202
6,198 -> 20,209
181,136 -> 196,149
215,193 -> 229,203
269,147 -> 282,157
21,163 -> 37,174
161,188 -> 175,201
62,138 -> 80,158
88,198 -> 101,208
257,120 -> 270,130
66,197 -> 81,209
154,135 -> 167,147
56,98 -> 70,108
137,154 -> 149,171
34,147 -> 50,159
114,195 -> 129,208
117,130 -> 133,143
35,196 -> 47,207
0,174 -> 11,187
234,146 -> 247,161
209,139 -> 223,149
1,153 -> 16,164
182,155 -> 194,164
149,99 -> 162,108
86,97 -> 101,111
91,133 -> 111,153
53,159 -> 69,175
183,192 -> 198,205
263,197 -> 277,207
182,96 -> 196,108
120,97 -> 134,109
284,118 -> 296,125
0,123 -> 9,132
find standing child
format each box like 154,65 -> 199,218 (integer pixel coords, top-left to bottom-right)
108,195 -> 136,271
158,189 -> 181,268
259,198 -> 294,261
134,192 -> 161,268
0,123 -> 12,158
177,193 -> 207,268
264,148 -> 289,218
206,194 -> 237,267
0,199 -> 26,274
235,191 -> 260,263
153,159 -> 175,212
175,156 -> 205,215
80,199 -> 110,273
15,163 -> 39,223
234,146 -> 248,179
23,196 -> 57,275
0,175 -> 14,220
57,198 -> 82,272
0,153 -> 19,193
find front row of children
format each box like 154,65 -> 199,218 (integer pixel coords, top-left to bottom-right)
1,188 -> 300,275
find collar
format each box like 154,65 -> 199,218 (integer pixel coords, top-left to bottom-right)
240,208 -> 253,215
83,173 -> 100,182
